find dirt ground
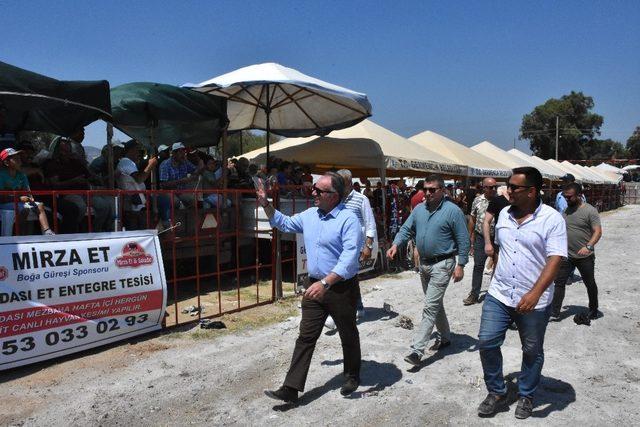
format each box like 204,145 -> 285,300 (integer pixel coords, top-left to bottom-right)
2,205 -> 639,426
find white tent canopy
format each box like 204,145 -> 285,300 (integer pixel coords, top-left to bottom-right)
242,119 -> 467,178
545,158 -> 595,184
595,162 -> 624,174
472,141 -> 561,180
507,149 -> 569,181
410,131 -> 510,178
587,166 -> 621,183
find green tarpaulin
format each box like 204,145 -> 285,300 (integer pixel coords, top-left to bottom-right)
110,82 -> 228,149
0,61 -> 111,136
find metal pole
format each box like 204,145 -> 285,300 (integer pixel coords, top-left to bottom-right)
555,115 -> 559,161
239,131 -> 243,155
265,85 -> 271,167
107,123 -> 114,189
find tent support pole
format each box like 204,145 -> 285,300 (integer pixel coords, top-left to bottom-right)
380,168 -> 387,242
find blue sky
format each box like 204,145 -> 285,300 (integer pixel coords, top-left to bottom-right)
2,0 -> 639,153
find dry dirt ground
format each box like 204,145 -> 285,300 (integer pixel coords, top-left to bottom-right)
2,205 -> 640,426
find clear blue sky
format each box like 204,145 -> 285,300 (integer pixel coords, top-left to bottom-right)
3,0 -> 639,153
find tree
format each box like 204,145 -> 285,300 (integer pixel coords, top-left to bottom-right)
520,91 -> 604,160
225,130 -> 280,158
626,126 -> 640,159
582,138 -> 628,160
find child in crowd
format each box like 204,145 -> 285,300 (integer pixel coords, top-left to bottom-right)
0,148 -> 54,235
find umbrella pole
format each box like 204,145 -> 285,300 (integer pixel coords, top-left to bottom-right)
106,122 -> 120,232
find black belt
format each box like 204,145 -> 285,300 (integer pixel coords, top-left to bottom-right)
421,252 -> 456,264
309,277 -> 355,286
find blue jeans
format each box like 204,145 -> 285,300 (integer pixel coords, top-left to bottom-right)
478,294 -> 551,398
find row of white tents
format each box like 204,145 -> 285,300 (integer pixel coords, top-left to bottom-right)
242,119 -> 622,185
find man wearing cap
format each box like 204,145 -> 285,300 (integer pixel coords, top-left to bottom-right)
158,142 -> 203,225
551,182 -> 602,320
0,148 -> 55,235
555,174 -> 585,213
116,140 -> 158,230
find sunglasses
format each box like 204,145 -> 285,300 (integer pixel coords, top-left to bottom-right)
483,186 -> 497,190
424,187 -> 441,194
507,183 -> 533,192
312,185 -> 336,195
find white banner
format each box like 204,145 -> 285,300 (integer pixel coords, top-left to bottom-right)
0,230 -> 167,370
296,234 -> 378,286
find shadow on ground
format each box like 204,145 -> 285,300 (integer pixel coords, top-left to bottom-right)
408,332 -> 478,373
478,372 -> 576,418
272,359 -> 402,411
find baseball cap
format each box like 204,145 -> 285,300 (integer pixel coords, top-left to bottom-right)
157,144 -> 169,153
0,148 -> 21,161
560,173 -> 575,182
172,142 -> 186,151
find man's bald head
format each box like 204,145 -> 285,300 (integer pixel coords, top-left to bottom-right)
482,177 -> 497,197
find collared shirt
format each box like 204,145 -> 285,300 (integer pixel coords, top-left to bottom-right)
489,202 -> 567,309
159,158 -> 196,189
343,189 -> 377,244
392,198 -> 470,266
470,194 -> 491,235
270,203 -> 362,280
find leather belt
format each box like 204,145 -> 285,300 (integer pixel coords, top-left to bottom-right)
421,252 -> 456,264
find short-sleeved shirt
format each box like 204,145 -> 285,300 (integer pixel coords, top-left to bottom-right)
0,169 -> 30,191
470,194 -> 491,234
489,202 -> 567,309
487,195 -> 510,225
564,202 -> 601,259
410,190 -> 424,209
159,159 -> 196,189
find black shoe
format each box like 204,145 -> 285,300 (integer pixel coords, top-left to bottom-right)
463,293 -> 479,305
477,392 -> 507,416
340,377 -> 359,396
429,338 -> 451,351
514,396 -> 533,419
264,386 -> 298,403
588,309 -> 601,319
404,352 -> 422,366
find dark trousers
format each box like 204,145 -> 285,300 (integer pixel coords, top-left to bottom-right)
552,254 -> 598,313
284,278 -> 361,392
471,234 -> 488,297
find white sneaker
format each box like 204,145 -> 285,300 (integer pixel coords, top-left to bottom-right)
325,316 -> 336,330
356,309 -> 365,321
43,229 -> 55,235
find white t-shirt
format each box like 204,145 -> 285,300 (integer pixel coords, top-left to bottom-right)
116,157 -> 146,212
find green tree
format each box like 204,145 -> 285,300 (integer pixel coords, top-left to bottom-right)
582,138 -> 628,160
226,130 -> 280,158
520,91 -> 604,160
626,126 -> 640,159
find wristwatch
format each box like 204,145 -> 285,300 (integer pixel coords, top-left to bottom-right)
365,242 -> 374,250
320,278 -> 330,290
586,244 -> 594,252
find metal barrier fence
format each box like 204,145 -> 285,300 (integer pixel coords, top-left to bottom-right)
0,182 -> 624,328
0,188 -> 280,327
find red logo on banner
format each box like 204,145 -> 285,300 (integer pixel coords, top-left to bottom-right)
115,242 -> 153,268
0,266 -> 7,281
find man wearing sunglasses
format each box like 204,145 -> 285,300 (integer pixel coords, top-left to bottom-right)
551,182 -> 602,320
387,175 -> 470,367
477,167 -> 566,419
257,172 -> 363,403
464,177 -> 498,305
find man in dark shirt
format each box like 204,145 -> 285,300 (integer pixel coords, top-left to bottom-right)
483,187 -> 510,260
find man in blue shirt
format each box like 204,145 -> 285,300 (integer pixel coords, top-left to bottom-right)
258,172 -> 362,403
555,173 -> 586,213
387,175 -> 470,367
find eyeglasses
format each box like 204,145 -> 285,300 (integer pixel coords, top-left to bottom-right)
507,183 -> 533,192
312,185 -> 336,195
424,187 -> 440,194
483,186 -> 497,190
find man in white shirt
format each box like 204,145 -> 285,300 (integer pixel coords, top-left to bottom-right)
476,167 -> 567,420
116,140 -> 157,230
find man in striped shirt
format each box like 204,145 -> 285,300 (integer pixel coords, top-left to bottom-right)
324,169 -> 376,324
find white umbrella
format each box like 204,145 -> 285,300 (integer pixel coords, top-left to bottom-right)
185,62 -> 372,163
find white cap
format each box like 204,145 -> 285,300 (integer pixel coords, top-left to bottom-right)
157,144 -> 169,153
172,142 -> 186,151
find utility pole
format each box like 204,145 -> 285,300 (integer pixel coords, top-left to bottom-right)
555,116 -> 559,161
513,137 -> 516,149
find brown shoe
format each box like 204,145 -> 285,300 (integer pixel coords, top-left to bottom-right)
463,293 -> 479,305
